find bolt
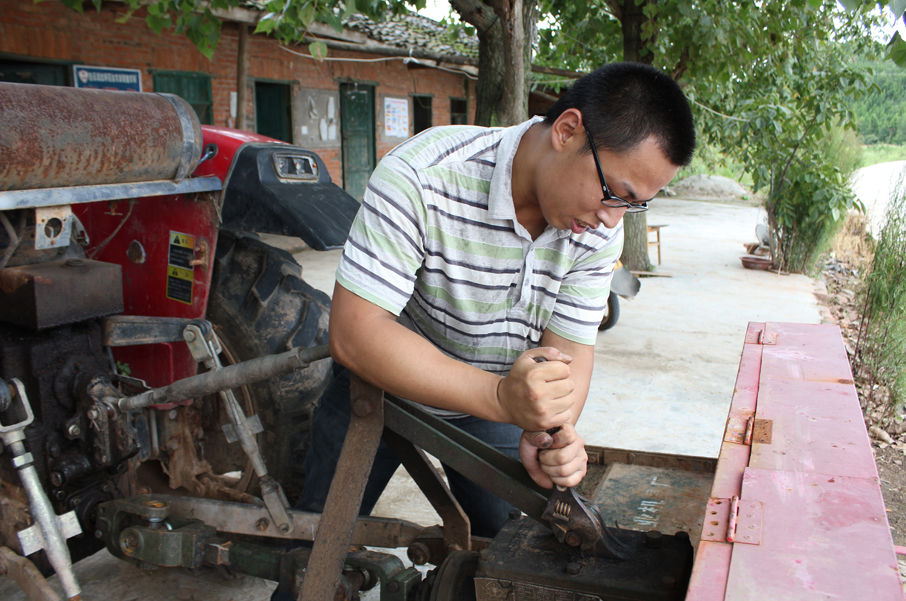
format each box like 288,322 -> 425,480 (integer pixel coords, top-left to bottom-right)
184,330 -> 196,342
50,472 -> 64,487
71,497 -> 81,508
167,440 -> 179,452
564,531 -> 581,547
407,542 -> 430,566
121,532 -> 139,555
95,530 -> 103,539
662,576 -> 676,590
352,399 -> 372,417
566,562 -> 581,576
53,490 -> 66,501
509,509 -> 522,520
68,424 -> 81,437
256,518 -> 270,531
387,582 -> 399,593
101,483 -> 111,493
137,487 -> 152,495
168,409 -> 178,420
87,407 -> 99,421
645,530 -> 663,550
279,523 -> 290,534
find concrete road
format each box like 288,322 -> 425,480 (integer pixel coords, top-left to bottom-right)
851,160 -> 906,236
0,197 -> 828,600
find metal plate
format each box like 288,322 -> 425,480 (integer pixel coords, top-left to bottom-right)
593,463 -> 713,546
726,468 -> 902,600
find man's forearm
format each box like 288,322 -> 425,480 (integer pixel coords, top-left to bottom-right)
329,283 -> 508,422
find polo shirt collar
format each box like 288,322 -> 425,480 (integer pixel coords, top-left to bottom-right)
487,116 -> 571,243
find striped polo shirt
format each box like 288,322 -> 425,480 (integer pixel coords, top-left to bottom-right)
336,118 -> 623,407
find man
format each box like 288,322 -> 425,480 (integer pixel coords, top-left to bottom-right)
300,62 -> 694,539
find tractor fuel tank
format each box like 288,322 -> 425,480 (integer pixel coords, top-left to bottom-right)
0,82 -> 202,191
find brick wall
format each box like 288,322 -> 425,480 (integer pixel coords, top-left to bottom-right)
0,0 -> 477,185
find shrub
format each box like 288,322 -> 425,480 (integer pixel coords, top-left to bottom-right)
855,170 -> 906,416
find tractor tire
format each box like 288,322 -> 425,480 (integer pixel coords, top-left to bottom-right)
598,291 -> 620,331
204,231 -> 333,503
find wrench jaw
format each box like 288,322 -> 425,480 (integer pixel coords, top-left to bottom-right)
541,486 -> 631,560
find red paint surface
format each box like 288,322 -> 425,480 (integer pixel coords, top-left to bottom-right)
688,323 -> 902,600
70,127 -> 262,389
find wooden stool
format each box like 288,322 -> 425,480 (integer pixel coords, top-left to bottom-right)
647,224 -> 667,265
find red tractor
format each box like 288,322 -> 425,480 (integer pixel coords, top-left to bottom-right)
0,82 -> 357,598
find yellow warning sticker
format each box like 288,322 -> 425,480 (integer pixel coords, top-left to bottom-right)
167,231 -> 196,304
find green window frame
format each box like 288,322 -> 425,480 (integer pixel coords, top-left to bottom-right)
152,71 -> 213,125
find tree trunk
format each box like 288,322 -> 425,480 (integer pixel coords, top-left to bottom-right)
451,0 -> 535,127
619,0 -> 654,271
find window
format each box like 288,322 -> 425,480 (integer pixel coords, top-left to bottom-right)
152,71 -> 213,125
451,98 -> 468,125
0,59 -> 69,86
413,95 -> 432,134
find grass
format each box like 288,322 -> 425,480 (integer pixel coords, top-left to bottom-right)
860,144 -> 906,168
855,172 -> 906,417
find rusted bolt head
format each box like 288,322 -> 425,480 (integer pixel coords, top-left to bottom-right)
68,424 -> 82,437
120,531 -> 139,555
566,562 -> 581,576
645,530 -> 663,549
407,541 -> 430,566
168,409 -> 178,420
167,440 -> 179,452
256,518 -> 270,531
144,500 -> 166,509
387,582 -> 400,593
352,399 -> 372,417
87,407 -> 99,420
279,523 -> 290,534
564,531 -> 582,547
50,472 -> 64,487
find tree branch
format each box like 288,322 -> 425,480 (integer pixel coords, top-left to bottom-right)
449,0 -> 499,34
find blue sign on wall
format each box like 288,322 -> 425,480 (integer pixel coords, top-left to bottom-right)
73,65 -> 142,92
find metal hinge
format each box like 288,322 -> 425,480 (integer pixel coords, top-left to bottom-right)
745,326 -> 778,345
701,496 -> 763,545
724,415 -> 773,445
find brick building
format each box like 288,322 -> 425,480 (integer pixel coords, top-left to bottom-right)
0,0 -> 482,198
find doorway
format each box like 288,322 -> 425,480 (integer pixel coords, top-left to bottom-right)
340,83 -> 375,201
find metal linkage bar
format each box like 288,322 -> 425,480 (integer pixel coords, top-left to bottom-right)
114,344 -> 330,411
382,394 -> 550,524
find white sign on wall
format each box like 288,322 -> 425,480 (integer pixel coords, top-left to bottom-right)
384,97 -> 409,137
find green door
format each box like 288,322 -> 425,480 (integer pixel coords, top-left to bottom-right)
340,84 -> 375,201
256,82 -> 292,143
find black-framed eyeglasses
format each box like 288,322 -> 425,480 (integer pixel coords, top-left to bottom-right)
586,130 -> 651,213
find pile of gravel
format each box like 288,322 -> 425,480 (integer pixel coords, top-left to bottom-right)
672,174 -> 751,199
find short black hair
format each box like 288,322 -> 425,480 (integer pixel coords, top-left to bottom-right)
545,62 -> 696,167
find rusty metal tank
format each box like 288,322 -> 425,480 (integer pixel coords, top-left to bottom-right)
0,82 -> 202,191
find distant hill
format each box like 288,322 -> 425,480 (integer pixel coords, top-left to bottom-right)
853,58 -> 906,146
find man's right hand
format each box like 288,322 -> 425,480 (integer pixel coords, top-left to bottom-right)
496,347 -> 576,432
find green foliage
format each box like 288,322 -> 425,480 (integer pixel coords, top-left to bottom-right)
851,57 -> 906,145
855,175 -> 906,414
537,0 -> 879,274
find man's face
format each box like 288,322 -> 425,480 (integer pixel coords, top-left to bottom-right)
539,133 -> 679,233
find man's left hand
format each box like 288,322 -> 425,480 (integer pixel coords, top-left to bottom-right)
519,423 -> 587,489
